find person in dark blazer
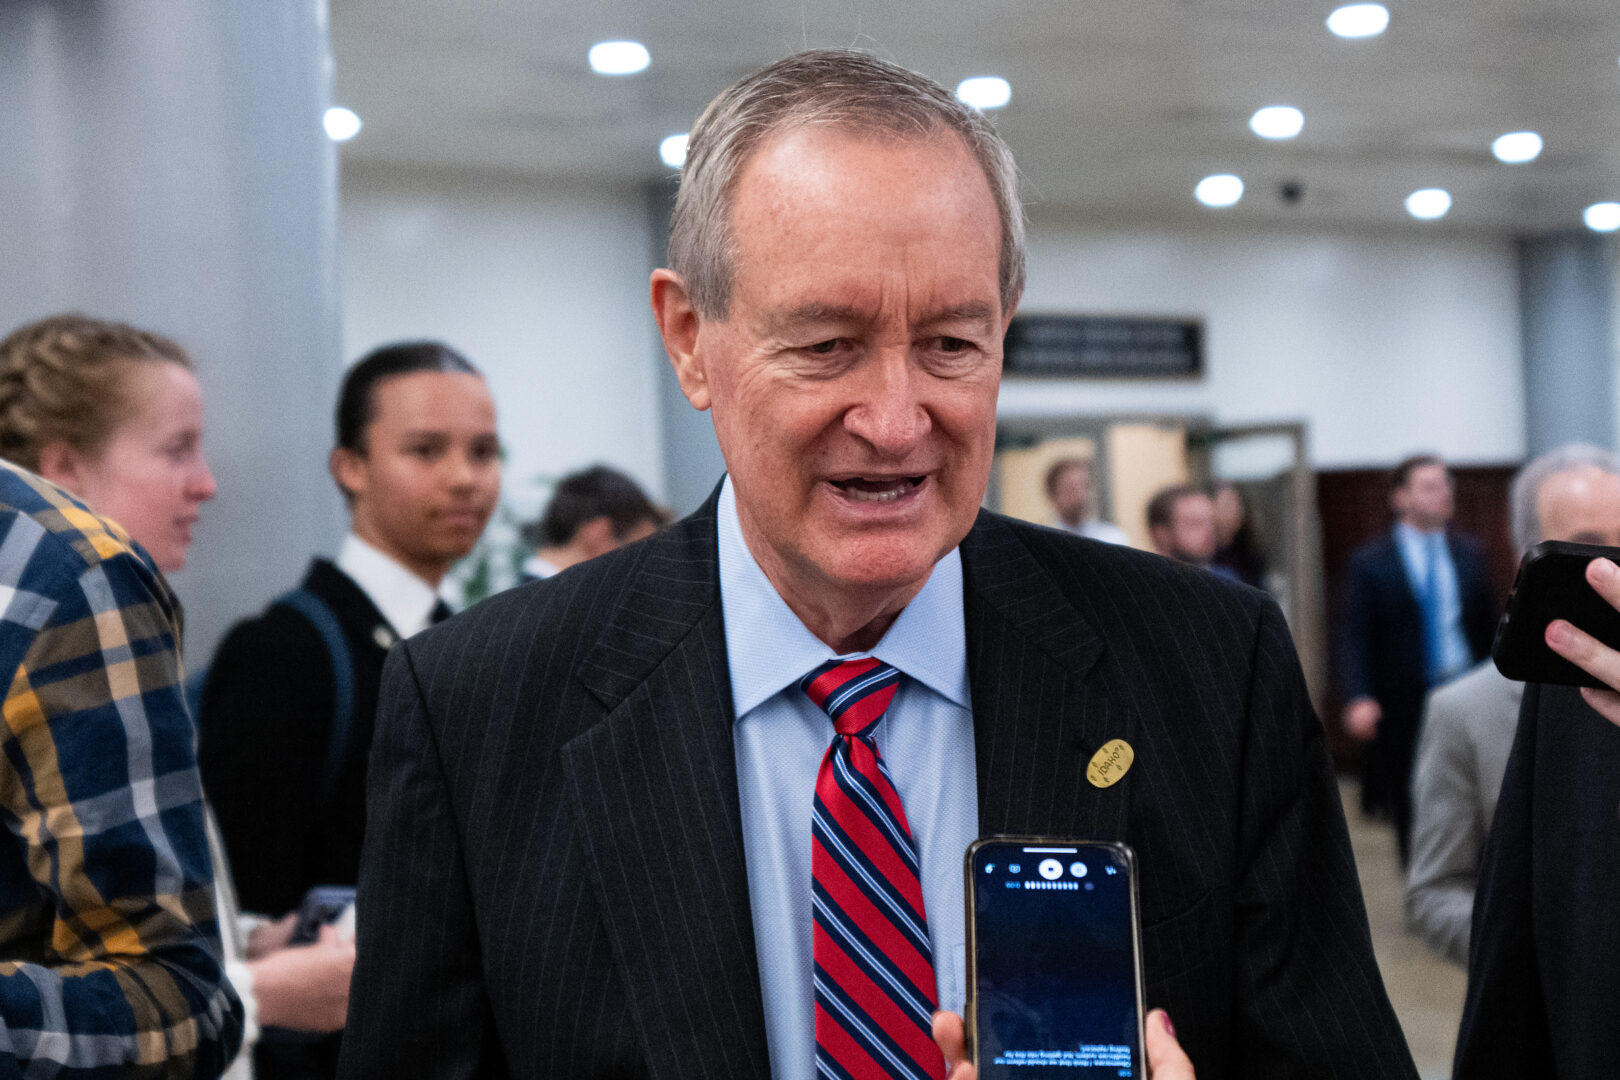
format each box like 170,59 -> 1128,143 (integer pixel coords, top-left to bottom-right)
201,559 -> 399,915
1339,455 -> 1497,864
339,51 -> 1412,1080
200,341 -> 501,1079
1455,553 -> 1620,1078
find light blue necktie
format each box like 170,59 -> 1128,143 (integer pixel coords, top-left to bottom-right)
1419,533 -> 1447,686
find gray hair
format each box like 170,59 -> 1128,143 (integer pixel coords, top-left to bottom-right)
667,49 -> 1026,320
1509,442 -> 1620,553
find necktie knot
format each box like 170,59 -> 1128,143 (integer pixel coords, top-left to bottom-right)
800,657 -> 900,737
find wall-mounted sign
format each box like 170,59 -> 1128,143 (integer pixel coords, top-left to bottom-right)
1003,315 -> 1203,379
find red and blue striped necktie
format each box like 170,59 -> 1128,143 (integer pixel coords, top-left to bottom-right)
801,657 -> 945,1080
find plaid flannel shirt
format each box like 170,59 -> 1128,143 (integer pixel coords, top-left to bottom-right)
0,461 -> 242,1077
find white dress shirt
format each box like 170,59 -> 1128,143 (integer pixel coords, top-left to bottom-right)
335,533 -> 450,640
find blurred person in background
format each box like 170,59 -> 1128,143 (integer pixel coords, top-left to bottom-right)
1210,480 -> 1267,588
199,340 -> 500,1080
1456,471 -> 1620,1076
1044,455 -> 1130,545
0,314 -> 258,1075
1406,444 -> 1620,967
1146,483 -> 1219,569
519,463 -> 666,582
1339,454 -> 1496,865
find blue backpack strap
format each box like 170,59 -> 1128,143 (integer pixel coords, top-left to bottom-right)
274,587 -> 356,811
184,664 -> 208,726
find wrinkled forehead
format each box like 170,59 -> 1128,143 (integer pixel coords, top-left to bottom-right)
726,126 -> 1003,304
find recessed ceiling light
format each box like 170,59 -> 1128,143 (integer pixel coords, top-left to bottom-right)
1195,174 -> 1244,208
588,40 -> 650,76
1250,106 -> 1304,140
323,106 -> 361,142
1491,131 -> 1543,164
955,76 -> 1011,111
659,133 -> 689,169
1405,188 -> 1452,220
1327,3 -> 1390,39
1585,202 -> 1620,233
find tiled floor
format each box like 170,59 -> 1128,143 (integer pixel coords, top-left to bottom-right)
1340,783 -> 1467,1080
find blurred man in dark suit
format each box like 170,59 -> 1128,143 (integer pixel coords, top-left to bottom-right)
339,49 -> 1413,1080
1340,454 -> 1497,864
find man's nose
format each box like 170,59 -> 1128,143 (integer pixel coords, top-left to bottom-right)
843,348 -> 930,455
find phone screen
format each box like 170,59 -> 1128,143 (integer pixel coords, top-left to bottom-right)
968,840 -> 1143,1078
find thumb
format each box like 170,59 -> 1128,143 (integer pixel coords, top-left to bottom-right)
1145,1009 -> 1194,1080
931,1011 -> 976,1080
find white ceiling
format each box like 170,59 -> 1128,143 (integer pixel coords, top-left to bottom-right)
330,0 -> 1620,234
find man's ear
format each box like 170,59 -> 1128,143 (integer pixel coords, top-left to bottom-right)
35,440 -> 87,493
330,446 -> 366,502
650,268 -> 711,412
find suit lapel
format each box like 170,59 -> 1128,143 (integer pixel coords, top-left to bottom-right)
961,514 -> 1134,841
564,497 -> 771,1079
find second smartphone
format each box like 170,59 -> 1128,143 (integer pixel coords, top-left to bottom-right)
1492,539 -> 1620,688
965,837 -> 1146,1078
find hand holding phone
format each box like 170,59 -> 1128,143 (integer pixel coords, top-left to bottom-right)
964,838 -> 1147,1077
1538,554 -> 1620,733
933,1008 -> 1195,1080
1492,541 -> 1620,688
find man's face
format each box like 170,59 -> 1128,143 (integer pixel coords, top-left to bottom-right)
1049,463 -> 1093,525
333,371 -> 502,582
1537,466 -> 1620,546
1394,462 -> 1454,530
665,126 -> 1009,609
1154,493 -> 1217,565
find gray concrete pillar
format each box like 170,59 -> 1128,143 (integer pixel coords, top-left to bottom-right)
0,0 -> 344,661
1519,232 -> 1617,457
646,181 -> 726,516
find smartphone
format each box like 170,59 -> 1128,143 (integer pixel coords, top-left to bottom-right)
1492,540 -> 1620,688
965,837 -> 1146,1078
287,884 -> 356,946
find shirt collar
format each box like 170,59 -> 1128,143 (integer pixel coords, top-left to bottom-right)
717,476 -> 970,719
521,553 -> 561,579
1396,521 -> 1444,543
336,532 -> 446,639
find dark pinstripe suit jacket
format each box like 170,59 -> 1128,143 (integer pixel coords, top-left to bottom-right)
338,495 -> 1416,1080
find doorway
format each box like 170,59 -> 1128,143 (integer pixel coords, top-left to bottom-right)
993,416 -> 1327,711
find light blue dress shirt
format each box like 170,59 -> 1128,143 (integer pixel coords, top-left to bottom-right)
718,477 -> 979,1080
1395,522 -> 1472,681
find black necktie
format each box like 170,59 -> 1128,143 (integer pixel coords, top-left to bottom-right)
430,599 -> 454,625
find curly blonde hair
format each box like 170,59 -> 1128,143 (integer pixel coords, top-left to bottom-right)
0,314 -> 192,472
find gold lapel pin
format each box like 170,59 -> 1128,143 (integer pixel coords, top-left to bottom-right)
1087,739 -> 1135,789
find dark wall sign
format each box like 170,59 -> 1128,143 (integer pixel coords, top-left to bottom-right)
1003,314 -> 1203,378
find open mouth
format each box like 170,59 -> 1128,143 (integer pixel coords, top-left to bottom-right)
830,476 -> 926,503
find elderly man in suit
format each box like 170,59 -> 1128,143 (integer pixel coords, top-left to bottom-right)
1455,460 -> 1620,1076
1405,444 -> 1620,966
338,50 -> 1412,1080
